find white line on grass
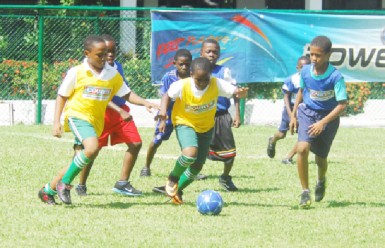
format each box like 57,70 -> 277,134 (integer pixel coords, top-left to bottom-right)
6,132 -> 269,160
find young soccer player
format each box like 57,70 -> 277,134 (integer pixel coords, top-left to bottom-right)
38,35 -> 156,205
139,49 -> 192,178
158,57 -> 248,204
199,38 -> 241,191
267,56 -> 311,164
74,34 -> 158,197
289,36 -> 348,209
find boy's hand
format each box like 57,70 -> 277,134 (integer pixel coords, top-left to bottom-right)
52,123 -> 62,138
308,121 -> 325,137
233,115 -> 241,128
145,102 -> 160,113
158,119 -> 166,133
289,116 -> 297,135
235,87 -> 249,98
119,109 -> 132,122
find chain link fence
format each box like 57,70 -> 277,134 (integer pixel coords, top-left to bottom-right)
0,5 -> 384,127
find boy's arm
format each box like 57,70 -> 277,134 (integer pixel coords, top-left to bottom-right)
308,101 -> 347,136
123,92 -> 159,112
283,92 -> 292,117
289,88 -> 303,135
155,93 -> 171,133
232,96 -> 241,128
107,101 -> 132,121
233,87 -> 248,99
52,95 -> 67,138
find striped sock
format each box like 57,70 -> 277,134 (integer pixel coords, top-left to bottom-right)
178,167 -> 200,191
44,183 -> 57,195
170,155 -> 196,178
62,151 -> 92,184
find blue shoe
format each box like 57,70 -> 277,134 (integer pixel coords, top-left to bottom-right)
112,181 -> 142,196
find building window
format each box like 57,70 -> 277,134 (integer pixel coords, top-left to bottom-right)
266,0 -> 305,9
323,0 -> 381,10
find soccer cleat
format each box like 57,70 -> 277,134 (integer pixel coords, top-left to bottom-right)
195,173 -> 208,180
219,175 -> 238,192
112,181 -> 142,196
281,158 -> 294,165
172,190 -> 184,205
152,186 -> 166,194
75,184 -> 87,196
299,190 -> 311,209
38,187 -> 57,205
139,167 -> 151,177
315,178 -> 327,202
56,180 -> 72,204
165,178 -> 178,198
267,137 -> 276,158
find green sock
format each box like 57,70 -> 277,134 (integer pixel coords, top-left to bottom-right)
178,167 -> 200,191
44,183 -> 57,195
62,151 -> 92,184
170,155 -> 196,178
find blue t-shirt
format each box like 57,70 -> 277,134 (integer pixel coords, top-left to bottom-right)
282,72 -> 301,105
300,63 -> 347,111
160,69 -> 179,123
212,65 -> 235,112
111,61 -> 130,107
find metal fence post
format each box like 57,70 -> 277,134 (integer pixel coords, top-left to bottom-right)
36,8 -> 45,124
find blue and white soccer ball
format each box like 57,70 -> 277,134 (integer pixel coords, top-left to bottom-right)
196,190 -> 223,215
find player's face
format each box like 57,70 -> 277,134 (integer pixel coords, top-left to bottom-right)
296,59 -> 309,72
85,41 -> 107,73
200,43 -> 220,65
105,40 -> 117,66
192,69 -> 210,90
310,45 -> 331,72
174,56 -> 191,79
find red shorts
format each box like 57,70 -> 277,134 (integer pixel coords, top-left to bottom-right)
99,105 -> 142,147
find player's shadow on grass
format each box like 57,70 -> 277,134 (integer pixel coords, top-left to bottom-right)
240,187 -> 280,194
327,200 -> 385,208
227,201 -> 288,208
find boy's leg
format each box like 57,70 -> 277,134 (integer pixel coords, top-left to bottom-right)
219,158 -> 238,191
268,108 -> 290,158
314,155 -> 328,202
166,126 -> 198,197
296,141 -> 311,209
296,141 -> 311,190
141,123 -> 173,177
268,132 -> 285,159
282,142 -> 297,164
57,118 -> 98,204
112,142 -> 143,196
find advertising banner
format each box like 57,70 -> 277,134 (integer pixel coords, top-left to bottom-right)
151,10 -> 385,83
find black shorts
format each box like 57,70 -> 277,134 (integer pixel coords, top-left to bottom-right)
208,111 -> 236,162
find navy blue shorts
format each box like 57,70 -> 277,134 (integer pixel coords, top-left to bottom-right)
153,121 -> 174,145
297,104 -> 339,158
278,106 -> 292,133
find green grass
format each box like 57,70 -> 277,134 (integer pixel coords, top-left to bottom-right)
1,124 -> 385,247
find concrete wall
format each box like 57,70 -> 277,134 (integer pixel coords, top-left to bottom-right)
1,100 -> 384,127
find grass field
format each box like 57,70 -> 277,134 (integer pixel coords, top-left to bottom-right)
1,124 -> 385,247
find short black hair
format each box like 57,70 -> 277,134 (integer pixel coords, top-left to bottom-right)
84,35 -> 105,51
201,38 -> 220,52
298,55 -> 311,64
191,57 -> 211,73
310,36 -> 332,53
100,34 -> 115,42
174,48 -> 192,61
